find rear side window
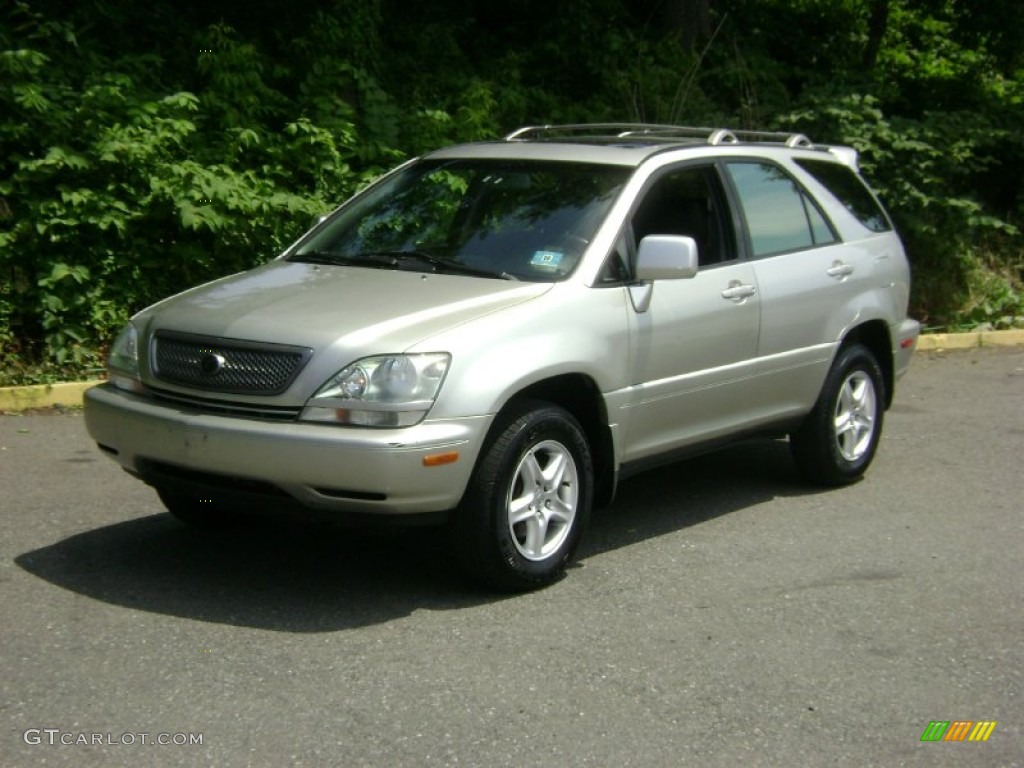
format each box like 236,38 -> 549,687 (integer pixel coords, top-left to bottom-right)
795,158 -> 892,232
725,162 -> 838,258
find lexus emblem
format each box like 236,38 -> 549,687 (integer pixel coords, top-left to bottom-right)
200,352 -> 226,375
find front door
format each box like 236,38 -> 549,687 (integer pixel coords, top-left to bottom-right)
617,164 -> 762,464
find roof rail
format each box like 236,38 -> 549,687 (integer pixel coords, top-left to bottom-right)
504,123 -> 815,148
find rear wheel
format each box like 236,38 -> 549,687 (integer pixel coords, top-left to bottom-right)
790,343 -> 885,485
451,401 -> 593,591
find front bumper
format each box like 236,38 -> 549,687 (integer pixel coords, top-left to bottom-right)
84,383 -> 489,516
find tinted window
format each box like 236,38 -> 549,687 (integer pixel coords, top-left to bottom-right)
630,165 -> 736,267
293,159 -> 629,282
795,158 -> 892,232
805,196 -> 835,244
726,162 -> 838,257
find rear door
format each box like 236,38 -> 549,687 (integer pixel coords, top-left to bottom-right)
722,159 -> 879,416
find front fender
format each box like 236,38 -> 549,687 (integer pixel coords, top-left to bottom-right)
419,283 -> 633,420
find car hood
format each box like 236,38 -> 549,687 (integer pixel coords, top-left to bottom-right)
141,261 -> 551,352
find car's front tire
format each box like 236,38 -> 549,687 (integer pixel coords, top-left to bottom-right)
790,343 -> 886,485
451,401 -> 593,592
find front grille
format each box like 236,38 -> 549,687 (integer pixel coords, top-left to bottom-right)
152,331 -> 312,395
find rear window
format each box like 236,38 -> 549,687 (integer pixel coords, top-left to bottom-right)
795,158 -> 892,233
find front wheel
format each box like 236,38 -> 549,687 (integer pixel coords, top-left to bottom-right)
451,401 -> 593,592
790,343 -> 886,486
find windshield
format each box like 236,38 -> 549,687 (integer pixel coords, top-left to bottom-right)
290,158 -> 629,281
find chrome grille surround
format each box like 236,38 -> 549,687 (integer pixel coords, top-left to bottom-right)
151,331 -> 312,395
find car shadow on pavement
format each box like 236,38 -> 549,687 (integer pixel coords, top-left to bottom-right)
16,439 -> 825,631
15,515 -> 481,632
583,438 -> 817,557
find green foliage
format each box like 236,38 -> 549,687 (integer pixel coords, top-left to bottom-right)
958,251 -> 1024,330
0,4 -> 378,380
745,0 -> 1023,326
777,91 -> 1019,323
2,0 -> 1023,384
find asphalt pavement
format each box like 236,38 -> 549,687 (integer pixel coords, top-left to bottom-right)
1,346 -> 1021,767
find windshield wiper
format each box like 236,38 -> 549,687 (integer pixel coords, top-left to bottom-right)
289,250 -> 397,268
292,249 -> 515,280
359,250 -> 516,280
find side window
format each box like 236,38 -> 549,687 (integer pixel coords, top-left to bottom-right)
725,161 -> 838,258
630,165 -> 736,267
794,158 -> 892,232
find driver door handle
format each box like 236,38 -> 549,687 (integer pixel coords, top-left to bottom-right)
721,280 -> 757,302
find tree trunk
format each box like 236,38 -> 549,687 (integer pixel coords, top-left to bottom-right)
862,0 -> 890,71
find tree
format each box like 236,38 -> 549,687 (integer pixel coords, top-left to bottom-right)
1,0 -> 1021,382
862,0 -> 890,71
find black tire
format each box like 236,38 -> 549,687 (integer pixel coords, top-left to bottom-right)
157,488 -> 242,529
451,401 -> 593,592
790,343 -> 886,486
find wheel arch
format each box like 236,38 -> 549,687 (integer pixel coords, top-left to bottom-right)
496,373 -> 617,509
840,319 -> 894,408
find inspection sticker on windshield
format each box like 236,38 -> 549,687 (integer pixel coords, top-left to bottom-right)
531,250 -> 563,269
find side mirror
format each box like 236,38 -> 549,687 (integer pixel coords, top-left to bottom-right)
635,235 -> 699,281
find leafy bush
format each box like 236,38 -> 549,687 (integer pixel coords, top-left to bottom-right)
778,92 -> 1020,325
2,0 -> 1023,386
0,6 -> 382,382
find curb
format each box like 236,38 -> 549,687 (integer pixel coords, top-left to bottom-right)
0,380 -> 103,413
914,328 -> 1024,351
2,330 -> 1022,413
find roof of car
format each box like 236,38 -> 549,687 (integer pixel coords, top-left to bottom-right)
426,140 -> 663,167
425,123 -> 857,169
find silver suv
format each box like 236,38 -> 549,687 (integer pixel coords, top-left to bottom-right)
85,124 -> 920,590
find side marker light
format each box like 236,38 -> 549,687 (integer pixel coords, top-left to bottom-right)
423,451 -> 459,467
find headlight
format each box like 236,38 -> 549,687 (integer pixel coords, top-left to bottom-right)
107,323 -> 144,393
300,353 -> 450,427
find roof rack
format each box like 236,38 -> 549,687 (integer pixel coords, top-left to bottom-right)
504,123 -> 815,149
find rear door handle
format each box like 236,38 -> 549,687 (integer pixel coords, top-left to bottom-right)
826,261 -> 854,279
721,280 -> 757,302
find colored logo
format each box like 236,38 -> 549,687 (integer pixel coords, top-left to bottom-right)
920,720 -> 997,742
